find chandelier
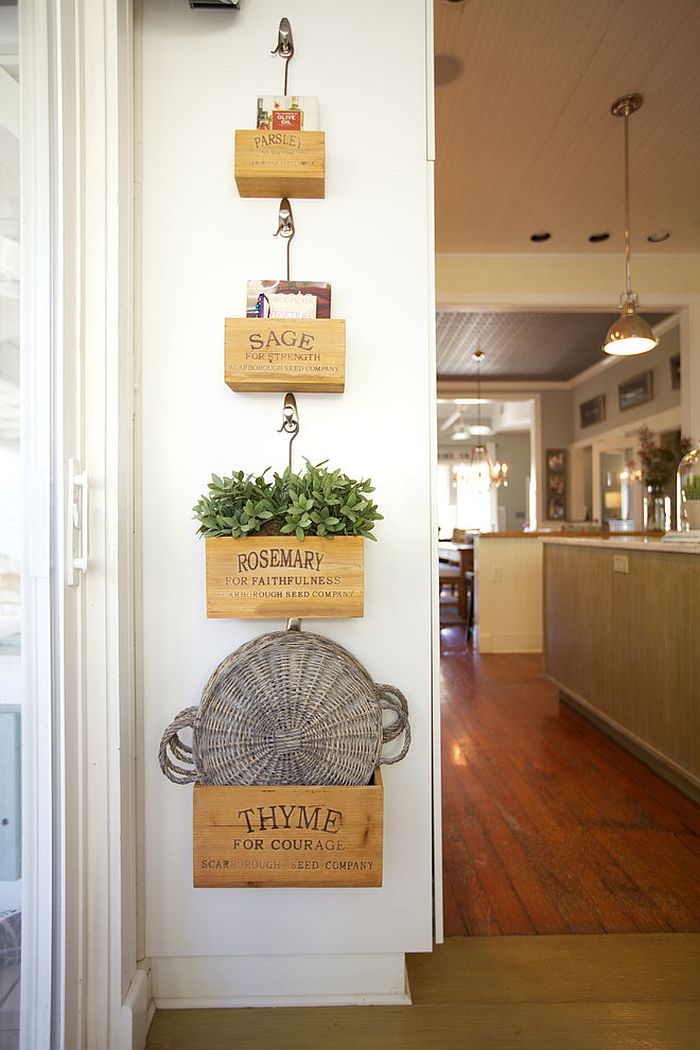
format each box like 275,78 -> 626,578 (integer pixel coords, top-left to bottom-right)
456,351 -> 508,492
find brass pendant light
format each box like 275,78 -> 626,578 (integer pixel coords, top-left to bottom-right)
603,94 -> 658,357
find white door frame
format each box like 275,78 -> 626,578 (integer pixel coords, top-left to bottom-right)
20,1 -> 58,1045
22,1 -> 146,1047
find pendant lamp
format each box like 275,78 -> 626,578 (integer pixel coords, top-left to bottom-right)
466,351 -> 508,491
603,95 -> 658,357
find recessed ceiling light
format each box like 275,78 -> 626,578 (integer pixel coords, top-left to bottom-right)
588,231 -> 610,243
647,230 -> 670,243
435,54 -> 464,87
530,231 -> 551,243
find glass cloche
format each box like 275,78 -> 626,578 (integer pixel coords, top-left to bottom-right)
676,444 -> 700,532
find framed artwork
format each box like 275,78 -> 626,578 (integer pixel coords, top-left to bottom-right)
548,496 -> 566,520
618,370 -> 653,412
547,450 -> 565,472
670,353 -> 681,391
546,449 -> 567,520
579,394 -> 606,428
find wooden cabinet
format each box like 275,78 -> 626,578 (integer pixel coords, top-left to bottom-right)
544,540 -> 700,799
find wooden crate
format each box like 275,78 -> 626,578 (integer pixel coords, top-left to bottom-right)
225,318 -> 345,393
234,129 -> 325,199
205,535 -> 364,619
193,770 -> 383,888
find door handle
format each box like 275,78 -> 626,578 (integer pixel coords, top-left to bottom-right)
67,458 -> 89,583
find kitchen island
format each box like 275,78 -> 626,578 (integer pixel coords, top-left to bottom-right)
543,537 -> 700,802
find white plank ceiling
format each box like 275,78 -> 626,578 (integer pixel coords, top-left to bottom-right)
435,0 -> 700,254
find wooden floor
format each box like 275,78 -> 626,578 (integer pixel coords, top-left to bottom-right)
147,934 -> 700,1049
147,641 -> 700,1049
440,630 -> 700,936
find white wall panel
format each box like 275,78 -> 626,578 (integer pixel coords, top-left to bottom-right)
138,0 -> 434,997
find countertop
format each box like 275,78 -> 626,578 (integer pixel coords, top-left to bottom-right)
541,536 -> 700,554
477,530 -> 663,541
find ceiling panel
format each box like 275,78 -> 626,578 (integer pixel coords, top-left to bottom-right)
437,310 -> 672,380
435,0 -> 700,253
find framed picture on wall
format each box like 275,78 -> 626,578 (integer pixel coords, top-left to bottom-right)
547,450 -> 565,472
579,394 -> 606,428
618,370 -> 653,412
548,496 -> 566,520
670,353 -> 681,390
546,449 -> 567,519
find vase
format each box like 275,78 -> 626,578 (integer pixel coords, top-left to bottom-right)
643,489 -> 667,531
685,501 -> 700,531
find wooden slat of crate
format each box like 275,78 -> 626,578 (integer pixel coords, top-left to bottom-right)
193,771 -> 383,888
234,130 -> 325,199
224,318 -> 345,393
205,536 -> 364,619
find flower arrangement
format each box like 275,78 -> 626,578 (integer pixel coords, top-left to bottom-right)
636,426 -> 692,493
194,460 -> 382,541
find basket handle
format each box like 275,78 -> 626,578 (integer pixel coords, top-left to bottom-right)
375,684 -> 411,765
159,706 -> 199,784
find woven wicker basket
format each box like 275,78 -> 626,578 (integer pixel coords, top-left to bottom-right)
159,620 -> 410,787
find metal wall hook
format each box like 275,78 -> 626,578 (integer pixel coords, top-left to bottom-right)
274,197 -> 295,280
277,392 -> 299,470
271,17 -> 294,94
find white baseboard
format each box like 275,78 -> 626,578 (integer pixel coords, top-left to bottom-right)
151,952 -> 411,1009
118,965 -> 155,1050
478,631 -> 542,653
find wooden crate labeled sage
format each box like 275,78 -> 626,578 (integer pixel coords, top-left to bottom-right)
224,318 -> 345,393
193,771 -> 383,888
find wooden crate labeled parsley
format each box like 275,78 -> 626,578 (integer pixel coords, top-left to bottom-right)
194,462 -> 381,619
234,129 -> 325,199
193,770 -> 383,888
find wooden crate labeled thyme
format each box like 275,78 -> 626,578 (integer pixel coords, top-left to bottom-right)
234,129 -> 325,199
225,318 -> 345,393
193,771 -> 383,888
205,535 -> 364,618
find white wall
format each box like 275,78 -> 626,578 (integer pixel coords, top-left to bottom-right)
138,0 -> 434,1007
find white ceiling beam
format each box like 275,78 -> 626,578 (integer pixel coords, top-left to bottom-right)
0,64 -> 18,138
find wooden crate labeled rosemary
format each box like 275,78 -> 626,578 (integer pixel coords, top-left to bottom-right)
205,535 -> 364,618
225,318 -> 345,393
234,129 -> 325,199
193,770 -> 383,888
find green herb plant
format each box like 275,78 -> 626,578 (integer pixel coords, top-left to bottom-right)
193,460 -> 383,542
683,475 -> 700,502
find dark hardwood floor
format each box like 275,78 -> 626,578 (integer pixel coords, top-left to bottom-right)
440,628 -> 700,937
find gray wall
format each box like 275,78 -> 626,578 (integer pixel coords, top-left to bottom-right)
495,430 -> 531,530
573,325 -> 680,442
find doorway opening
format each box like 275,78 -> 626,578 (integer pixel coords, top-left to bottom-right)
435,307 -> 700,938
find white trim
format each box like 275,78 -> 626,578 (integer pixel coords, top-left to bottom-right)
569,406 -> 683,451
437,251 -> 700,263
425,103 -> 442,946
149,953 -> 411,1010
19,1 -> 58,1047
